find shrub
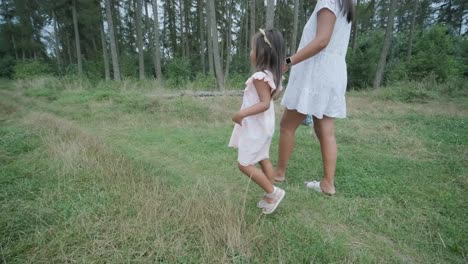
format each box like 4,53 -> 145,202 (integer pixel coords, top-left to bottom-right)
83,60 -> 105,80
347,32 -> 383,89
165,57 -> 191,89
409,25 -> 463,81
191,73 -> 216,90
14,60 -> 53,79
0,55 -> 15,78
226,73 -> 246,90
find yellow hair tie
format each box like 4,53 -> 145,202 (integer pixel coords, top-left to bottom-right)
259,29 -> 272,48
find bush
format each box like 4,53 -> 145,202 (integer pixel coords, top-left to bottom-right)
0,56 -> 16,79
191,73 -> 216,90
226,73 -> 246,90
120,54 -> 138,78
83,60 -> 105,80
14,60 -> 53,79
409,25 -> 463,81
165,57 -> 191,89
0,55 -> 15,78
347,32 -> 383,89
385,58 -> 409,83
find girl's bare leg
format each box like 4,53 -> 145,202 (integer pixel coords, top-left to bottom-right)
238,163 -> 275,203
260,159 -> 274,184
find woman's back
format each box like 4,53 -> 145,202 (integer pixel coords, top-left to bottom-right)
298,0 -> 352,59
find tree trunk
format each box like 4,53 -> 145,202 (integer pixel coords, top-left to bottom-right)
179,0 -> 185,58
407,0 -> 418,61
12,36 -> 19,60
266,0 -> 274,29
291,0 -> 300,53
92,36 -> 98,57
224,0 -> 233,82
206,0 -> 214,75
100,22 -> 111,81
351,0 -> 360,51
72,0 -> 83,75
66,35 -> 72,64
250,0 -> 256,38
373,0 -> 397,88
208,0 -> 224,90
244,0 -> 249,52
184,0 -> 191,58
106,0 -> 121,81
198,0 -> 206,74
250,0 -> 256,71
144,0 -> 157,77
136,0 -> 145,79
52,11 -> 62,68
144,0 -> 150,45
151,0 -> 163,79
112,0 -> 121,58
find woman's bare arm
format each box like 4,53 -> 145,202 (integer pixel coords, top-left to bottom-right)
290,9 -> 336,66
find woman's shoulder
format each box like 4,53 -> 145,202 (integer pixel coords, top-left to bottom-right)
315,0 -> 339,16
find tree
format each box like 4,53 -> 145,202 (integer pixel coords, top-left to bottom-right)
105,0 -> 121,81
250,0 -> 256,38
266,0 -> 274,29
135,0 -> 144,79
224,0 -> 234,82
151,0 -> 162,79
100,18 -> 111,80
407,0 -> 418,61
291,0 -> 300,53
72,0 -> 83,75
198,0 -> 205,74
373,0 -> 397,88
206,0 -> 214,75
351,0 -> 360,51
207,0 -> 224,90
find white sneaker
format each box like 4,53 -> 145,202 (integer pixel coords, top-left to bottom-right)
262,187 -> 285,215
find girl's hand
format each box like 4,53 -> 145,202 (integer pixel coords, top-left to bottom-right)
282,63 -> 289,73
232,112 -> 244,126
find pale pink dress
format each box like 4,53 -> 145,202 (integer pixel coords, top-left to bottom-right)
229,71 -> 282,166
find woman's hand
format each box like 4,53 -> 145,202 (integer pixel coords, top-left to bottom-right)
282,63 -> 289,73
232,112 -> 244,126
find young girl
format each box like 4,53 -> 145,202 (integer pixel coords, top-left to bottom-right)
229,29 -> 286,215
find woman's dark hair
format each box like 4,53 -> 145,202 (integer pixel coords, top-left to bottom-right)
339,0 -> 355,23
252,29 -> 286,99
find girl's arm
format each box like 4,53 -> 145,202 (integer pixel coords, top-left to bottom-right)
289,9 -> 336,66
232,80 -> 272,125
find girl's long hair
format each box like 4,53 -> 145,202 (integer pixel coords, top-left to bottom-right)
339,0 -> 355,23
252,29 -> 286,100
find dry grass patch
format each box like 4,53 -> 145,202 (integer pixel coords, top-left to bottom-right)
348,96 -> 468,118
14,112 -> 263,262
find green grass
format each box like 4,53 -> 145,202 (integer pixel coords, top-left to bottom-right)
1,78 -> 467,263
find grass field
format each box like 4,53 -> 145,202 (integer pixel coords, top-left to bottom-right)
1,77 -> 467,263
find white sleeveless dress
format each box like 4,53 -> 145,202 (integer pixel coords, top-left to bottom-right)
281,0 -> 352,119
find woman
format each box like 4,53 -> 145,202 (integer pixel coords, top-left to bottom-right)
275,0 -> 354,195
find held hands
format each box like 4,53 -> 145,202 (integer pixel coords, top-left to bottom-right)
232,112 -> 244,126
282,63 -> 289,74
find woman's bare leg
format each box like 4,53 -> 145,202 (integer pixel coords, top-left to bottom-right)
274,109 -> 306,181
313,116 -> 336,194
